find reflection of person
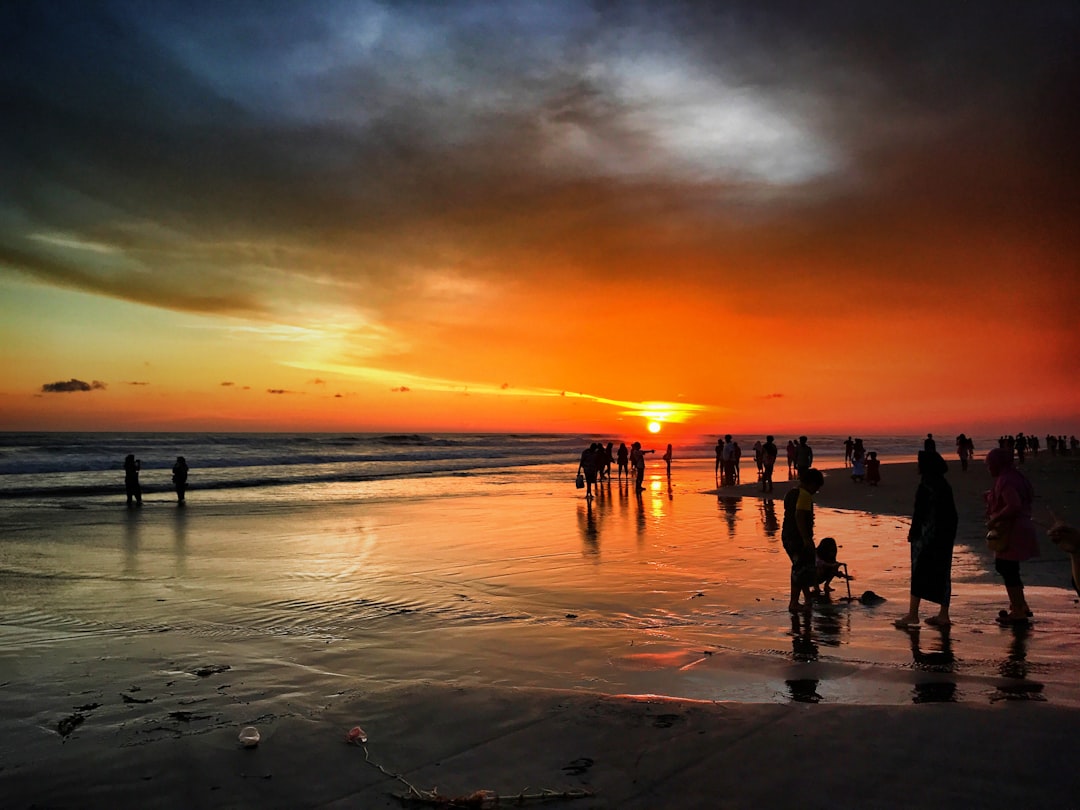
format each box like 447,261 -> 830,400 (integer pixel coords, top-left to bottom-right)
124,454 -> 142,507
172,456 -> 189,505
985,448 -> 1039,625
782,468 -> 824,612
894,451 -> 957,629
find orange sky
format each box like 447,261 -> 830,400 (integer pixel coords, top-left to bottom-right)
2,3 -> 1078,435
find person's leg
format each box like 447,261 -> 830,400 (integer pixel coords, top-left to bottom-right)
895,593 -> 921,627
995,558 -> 1030,619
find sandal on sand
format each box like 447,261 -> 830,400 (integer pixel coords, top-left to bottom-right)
924,616 -> 952,628
893,618 -> 920,629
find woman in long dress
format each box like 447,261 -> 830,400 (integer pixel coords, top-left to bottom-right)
894,450 -> 957,628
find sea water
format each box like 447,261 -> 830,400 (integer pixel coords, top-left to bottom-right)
1,432 -> 1076,707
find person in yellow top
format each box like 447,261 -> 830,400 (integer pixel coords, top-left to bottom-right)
782,468 -> 824,612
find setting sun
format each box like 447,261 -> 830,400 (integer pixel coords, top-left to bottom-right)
647,421 -> 662,434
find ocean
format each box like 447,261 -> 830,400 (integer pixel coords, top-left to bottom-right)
0,431 -> 934,506
3,430 -> 1076,708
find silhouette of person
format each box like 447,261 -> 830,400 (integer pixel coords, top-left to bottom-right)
844,436 -> 854,467
123,454 -> 142,507
172,456 -> 189,505
986,448 -> 1039,625
630,441 -> 654,492
956,433 -> 971,471
616,442 -> 629,480
577,443 -> 601,500
795,436 -> 813,477
894,451 -> 957,629
714,438 -> 723,484
865,451 -> 881,486
782,467 -> 824,612
662,443 -> 673,476
761,435 -> 778,492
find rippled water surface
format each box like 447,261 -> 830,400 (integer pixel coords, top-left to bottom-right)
2,458 -> 1078,707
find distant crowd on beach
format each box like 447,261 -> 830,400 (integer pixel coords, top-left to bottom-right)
573,428 -> 1080,631
575,440 -> 665,499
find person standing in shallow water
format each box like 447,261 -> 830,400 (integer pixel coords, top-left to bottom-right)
782,468 -> 824,612
662,443 -> 673,476
985,447 -> 1039,625
616,442 -> 629,480
630,441 -> 654,492
172,456 -> 189,505
123,454 -> 142,507
894,451 -> 957,629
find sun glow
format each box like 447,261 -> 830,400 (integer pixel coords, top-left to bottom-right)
647,421 -> 662,433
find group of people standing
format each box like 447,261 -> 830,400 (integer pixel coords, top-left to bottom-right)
576,440 -> 659,498
782,435 -> 1042,629
122,454 -> 189,506
713,434 -> 813,492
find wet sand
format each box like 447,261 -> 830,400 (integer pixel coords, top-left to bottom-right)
2,453 -> 1079,808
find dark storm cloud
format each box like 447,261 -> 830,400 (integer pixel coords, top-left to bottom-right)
2,1 -> 1077,315
41,379 -> 107,393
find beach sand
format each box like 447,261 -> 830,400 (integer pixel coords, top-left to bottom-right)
3,453 -> 1079,808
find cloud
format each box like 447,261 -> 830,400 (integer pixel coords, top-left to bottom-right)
391,386 -> 411,393
124,381 -> 150,386
41,378 -> 106,393
220,381 -> 234,386
266,388 -> 300,395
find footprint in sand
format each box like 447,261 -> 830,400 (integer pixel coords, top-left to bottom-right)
652,713 -> 681,728
561,757 -> 594,776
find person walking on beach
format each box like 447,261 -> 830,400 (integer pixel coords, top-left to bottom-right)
123,454 -> 142,507
753,440 -> 764,479
795,436 -> 813,477
894,450 -> 957,629
956,433 -> 971,471
662,443 -> 673,476
630,441 -> 654,492
714,439 -> 723,484
782,468 -> 824,612
761,435 -> 778,493
786,440 -> 797,478
171,456 -> 189,505
844,436 -> 854,468
985,447 -> 1039,625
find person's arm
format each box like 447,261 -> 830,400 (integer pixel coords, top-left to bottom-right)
988,484 -> 1023,524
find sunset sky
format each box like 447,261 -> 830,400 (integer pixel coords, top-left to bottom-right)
2,1 -> 1078,436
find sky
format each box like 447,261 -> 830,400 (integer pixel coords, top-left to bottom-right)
2,0 -> 1078,436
